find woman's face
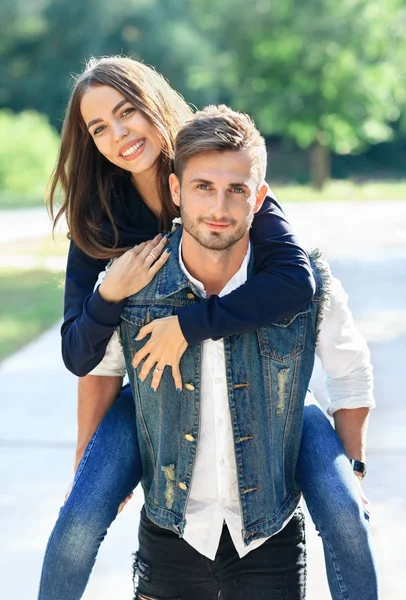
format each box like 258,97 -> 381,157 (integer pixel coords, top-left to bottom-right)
80,85 -> 162,178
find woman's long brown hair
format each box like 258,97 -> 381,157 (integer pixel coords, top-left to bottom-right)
47,56 -> 193,260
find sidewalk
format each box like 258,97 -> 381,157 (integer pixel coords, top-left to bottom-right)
1,200 -> 405,598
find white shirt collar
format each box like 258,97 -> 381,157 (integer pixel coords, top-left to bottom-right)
178,237 -> 251,299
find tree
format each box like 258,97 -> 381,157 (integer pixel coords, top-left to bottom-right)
189,0 -> 406,188
0,0 -> 211,127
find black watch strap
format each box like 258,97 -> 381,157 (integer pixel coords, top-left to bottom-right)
349,459 -> 367,479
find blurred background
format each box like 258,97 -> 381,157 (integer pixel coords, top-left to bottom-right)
0,0 -> 405,598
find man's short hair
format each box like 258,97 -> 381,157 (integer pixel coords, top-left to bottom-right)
174,105 -> 267,189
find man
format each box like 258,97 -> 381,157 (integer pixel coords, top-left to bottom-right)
111,105 -> 375,599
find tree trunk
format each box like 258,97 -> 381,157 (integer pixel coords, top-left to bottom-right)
310,136 -> 331,190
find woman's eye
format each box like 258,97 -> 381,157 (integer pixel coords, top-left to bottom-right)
93,125 -> 105,136
121,107 -> 135,117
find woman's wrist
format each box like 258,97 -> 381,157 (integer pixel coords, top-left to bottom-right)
98,281 -> 124,304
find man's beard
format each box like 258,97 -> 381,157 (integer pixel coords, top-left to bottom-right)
180,197 -> 253,252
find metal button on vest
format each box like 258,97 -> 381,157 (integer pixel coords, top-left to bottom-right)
184,434 -> 194,442
186,293 -> 195,300
178,482 -> 188,491
184,383 -> 195,391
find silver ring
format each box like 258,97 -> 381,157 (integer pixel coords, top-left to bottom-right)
149,252 -> 158,260
154,367 -> 162,372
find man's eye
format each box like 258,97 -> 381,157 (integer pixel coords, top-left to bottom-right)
197,184 -> 210,190
230,187 -> 245,194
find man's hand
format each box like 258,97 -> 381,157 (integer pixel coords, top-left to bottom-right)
117,492 -> 134,514
64,481 -> 133,515
354,475 -> 370,515
132,316 -> 188,392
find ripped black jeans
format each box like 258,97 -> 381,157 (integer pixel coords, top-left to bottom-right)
133,506 -> 306,600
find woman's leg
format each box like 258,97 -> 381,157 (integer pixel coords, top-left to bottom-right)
38,384 -> 141,600
296,395 -> 379,600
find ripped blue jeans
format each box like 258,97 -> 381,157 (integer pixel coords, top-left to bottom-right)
37,387 -> 379,600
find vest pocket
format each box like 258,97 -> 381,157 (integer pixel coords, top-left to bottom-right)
121,304 -> 176,327
257,309 -> 309,364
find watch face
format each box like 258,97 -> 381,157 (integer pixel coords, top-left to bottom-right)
350,459 -> 367,477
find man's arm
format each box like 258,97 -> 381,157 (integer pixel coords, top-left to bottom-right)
75,374 -> 122,471
74,329 -> 126,470
333,407 -> 370,464
315,266 -> 375,469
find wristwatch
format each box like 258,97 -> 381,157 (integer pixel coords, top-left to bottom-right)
349,459 -> 367,480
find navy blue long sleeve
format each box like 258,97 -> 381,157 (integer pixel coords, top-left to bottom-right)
62,185 -> 315,376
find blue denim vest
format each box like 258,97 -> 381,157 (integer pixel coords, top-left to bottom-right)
120,227 -> 327,546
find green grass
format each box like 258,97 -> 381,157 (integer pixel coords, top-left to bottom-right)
0,234 -> 69,363
0,268 -> 65,362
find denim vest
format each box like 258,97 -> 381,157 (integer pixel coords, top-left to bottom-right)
120,227 -> 327,546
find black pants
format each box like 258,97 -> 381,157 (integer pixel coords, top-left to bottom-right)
134,507 -> 306,599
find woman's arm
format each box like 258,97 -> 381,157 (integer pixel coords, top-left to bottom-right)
177,192 -> 315,344
62,236 -> 169,376
62,241 -> 125,376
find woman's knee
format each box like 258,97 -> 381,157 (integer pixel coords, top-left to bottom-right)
49,504 -> 108,566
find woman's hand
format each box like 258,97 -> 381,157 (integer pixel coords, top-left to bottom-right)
99,234 -> 169,304
132,316 -> 188,392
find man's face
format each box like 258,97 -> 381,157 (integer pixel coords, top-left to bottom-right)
170,150 -> 266,251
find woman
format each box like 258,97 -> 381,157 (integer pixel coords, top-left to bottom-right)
38,57 -> 378,599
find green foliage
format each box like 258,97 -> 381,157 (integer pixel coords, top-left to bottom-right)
0,109 -> 59,198
1,0 -> 406,186
189,0 -> 406,155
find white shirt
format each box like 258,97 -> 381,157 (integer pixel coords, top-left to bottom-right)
179,243 -> 288,559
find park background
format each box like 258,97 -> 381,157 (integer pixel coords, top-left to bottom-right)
0,0 -> 405,598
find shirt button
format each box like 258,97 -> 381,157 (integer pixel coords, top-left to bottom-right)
186,293 -> 195,300
184,383 -> 195,391
220,459 -> 225,466
178,482 -> 188,491
184,434 -> 194,442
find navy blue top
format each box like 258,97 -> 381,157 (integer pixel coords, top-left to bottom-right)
62,175 -> 315,376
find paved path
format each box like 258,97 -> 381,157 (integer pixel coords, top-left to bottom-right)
0,207 -> 57,243
1,200 -> 405,598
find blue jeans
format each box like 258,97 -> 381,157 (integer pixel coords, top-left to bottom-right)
38,389 -> 378,600
37,384 -> 141,600
297,397 -> 379,599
